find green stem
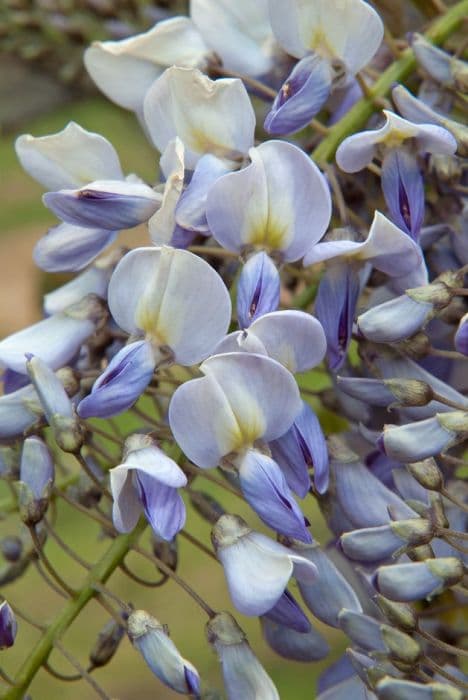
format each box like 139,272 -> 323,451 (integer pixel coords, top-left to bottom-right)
3,520 -> 147,700
311,0 -> 468,165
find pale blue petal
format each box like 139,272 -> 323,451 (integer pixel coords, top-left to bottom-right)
175,154 -> 229,233
136,472 -> 186,541
265,55 -> 331,135
0,313 -> 95,374
237,252 -> 280,329
206,140 -> 331,261
108,246 -> 231,364
34,223 -> 117,273
77,340 -> 156,418
43,180 -> 161,230
238,450 -> 312,542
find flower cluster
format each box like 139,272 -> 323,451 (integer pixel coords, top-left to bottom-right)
1,1 -> 467,699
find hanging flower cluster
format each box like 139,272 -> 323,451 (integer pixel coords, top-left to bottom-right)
1,1 -> 468,699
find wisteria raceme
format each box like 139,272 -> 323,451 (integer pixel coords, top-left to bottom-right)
1,1 -> 467,699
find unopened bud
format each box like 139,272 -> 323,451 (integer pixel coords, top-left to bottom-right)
152,535 -> 178,573
390,518 -> 434,547
51,415 -> 85,453
207,612 -> 279,699
377,676 -> 463,699
428,493 -> 449,530
407,281 -> 454,308
26,355 -> 84,452
395,332 -> 430,359
384,379 -> 433,407
426,557 -> 464,587
206,611 -> 245,647
407,458 -> 443,491
211,514 -> 251,551
380,625 -> 421,665
65,293 -> 108,327
89,618 -> 125,669
375,596 -> 417,631
0,536 -> 23,563
0,601 -> 17,649
18,437 -> 54,525
127,610 -> 200,697
407,544 -> 435,561
190,491 -> 226,524
437,411 -> 468,433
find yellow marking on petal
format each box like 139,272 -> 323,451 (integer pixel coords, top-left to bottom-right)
382,127 -> 418,149
187,128 -> 240,161
228,413 -> 266,454
310,28 -> 336,62
248,219 -> 289,251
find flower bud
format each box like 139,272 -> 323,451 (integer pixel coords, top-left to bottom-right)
26,355 -> 84,453
0,536 -> 23,563
0,601 -> 17,649
89,618 -> 125,669
18,437 -> 54,525
376,676 -> 463,699
375,596 -> 417,631
340,519 -> 433,562
346,649 -> 386,687
152,535 -> 178,573
383,379 -> 434,407
379,625 -> 421,665
207,612 -> 279,700
407,459 -> 443,492
437,411 -> 468,433
64,293 -> 108,327
406,281 -> 454,308
127,610 -> 201,697
428,493 -> 449,530
374,557 -> 464,602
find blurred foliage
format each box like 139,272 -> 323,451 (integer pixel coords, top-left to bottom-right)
0,0 -> 187,88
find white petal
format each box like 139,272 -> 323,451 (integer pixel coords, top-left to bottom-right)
248,310 -> 327,372
191,0 -> 274,76
169,353 -> 301,467
143,67 -> 255,169
305,212 -> 423,278
218,533 -> 294,615
108,246 -> 231,364
122,446 -> 187,488
110,466 -> 142,532
169,372 -> 241,467
149,139 -> 185,244
201,353 -> 302,443
206,140 -> 331,260
336,110 -> 456,173
268,0 -> 383,72
0,314 -> 95,374
84,17 -> 208,111
15,122 -> 123,190
43,265 -> 111,315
